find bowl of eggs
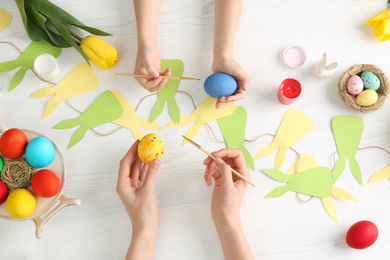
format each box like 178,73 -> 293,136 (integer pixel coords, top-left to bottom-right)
338,64 -> 390,113
0,114 -> 80,239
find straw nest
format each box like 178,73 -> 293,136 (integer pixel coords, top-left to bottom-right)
338,64 -> 390,113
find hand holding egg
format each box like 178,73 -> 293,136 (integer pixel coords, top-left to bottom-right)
138,134 -> 164,164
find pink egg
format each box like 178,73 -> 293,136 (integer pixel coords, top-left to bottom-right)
347,75 -> 364,95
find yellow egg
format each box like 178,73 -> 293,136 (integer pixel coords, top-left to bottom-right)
6,189 -> 36,219
138,134 -> 164,164
356,89 -> 378,106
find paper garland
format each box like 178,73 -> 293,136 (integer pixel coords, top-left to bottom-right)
254,108 -> 314,169
167,96 -> 237,146
332,116 -> 364,184
1,38 -> 389,222
0,9 -> 12,33
53,91 -> 123,148
52,90 -> 164,148
0,41 -> 62,91
286,153 -> 356,221
30,62 -> 100,118
112,90 -> 164,140
151,59 -> 184,123
217,106 -> 254,171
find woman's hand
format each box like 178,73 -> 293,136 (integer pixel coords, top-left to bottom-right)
134,46 -> 171,92
203,148 -> 250,223
116,140 -> 162,260
212,57 -> 250,109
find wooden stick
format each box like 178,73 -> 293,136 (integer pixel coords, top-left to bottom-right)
116,73 -> 200,81
182,136 -> 255,187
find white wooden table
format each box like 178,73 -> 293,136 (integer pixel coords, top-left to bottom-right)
1,0 -> 390,259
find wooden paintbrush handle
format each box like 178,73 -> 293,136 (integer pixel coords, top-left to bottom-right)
202,148 -> 255,187
116,73 -> 199,80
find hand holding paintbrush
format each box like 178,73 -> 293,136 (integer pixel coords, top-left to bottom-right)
183,136 -> 255,187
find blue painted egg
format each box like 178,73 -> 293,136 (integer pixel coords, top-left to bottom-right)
25,137 -> 54,168
361,71 -> 380,91
204,73 -> 237,98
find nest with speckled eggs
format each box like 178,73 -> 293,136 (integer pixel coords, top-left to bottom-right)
338,64 -> 390,113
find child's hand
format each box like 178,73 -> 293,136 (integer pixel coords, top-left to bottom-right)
212,57 -> 250,109
203,148 -> 250,224
116,140 -> 162,232
134,46 -> 172,92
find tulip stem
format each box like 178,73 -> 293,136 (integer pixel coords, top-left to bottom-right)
68,28 -> 83,43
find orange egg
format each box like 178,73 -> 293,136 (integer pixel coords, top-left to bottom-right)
0,128 -> 28,159
31,170 -> 61,198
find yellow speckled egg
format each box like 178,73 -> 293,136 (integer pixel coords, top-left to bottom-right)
138,134 -> 164,164
356,89 -> 378,106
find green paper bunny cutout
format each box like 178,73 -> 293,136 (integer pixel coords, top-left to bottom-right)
217,106 -> 254,171
151,59 -> 184,123
52,91 -> 123,148
332,116 -> 364,184
0,41 -> 62,91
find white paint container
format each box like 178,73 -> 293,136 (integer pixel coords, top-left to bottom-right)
33,54 -> 60,82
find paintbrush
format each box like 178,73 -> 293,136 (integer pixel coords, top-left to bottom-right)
116,73 -> 200,81
182,135 -> 255,187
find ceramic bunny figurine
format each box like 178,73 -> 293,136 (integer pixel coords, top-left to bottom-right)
315,52 -> 338,80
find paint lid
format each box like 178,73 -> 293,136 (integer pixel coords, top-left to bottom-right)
283,46 -> 306,68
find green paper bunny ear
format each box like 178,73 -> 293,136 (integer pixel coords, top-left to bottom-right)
0,41 -> 61,91
332,116 -> 364,184
151,59 -> 184,123
217,106 -> 254,171
52,91 -> 123,148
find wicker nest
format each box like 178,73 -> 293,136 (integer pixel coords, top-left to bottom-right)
338,64 -> 390,113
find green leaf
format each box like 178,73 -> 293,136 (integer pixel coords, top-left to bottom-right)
16,0 -> 51,43
29,0 -> 112,36
48,17 -> 90,64
25,2 -> 70,47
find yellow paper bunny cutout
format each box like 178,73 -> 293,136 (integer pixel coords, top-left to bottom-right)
167,96 -> 236,145
0,9 -> 12,33
30,62 -> 99,118
254,109 -> 314,169
111,90 -> 164,140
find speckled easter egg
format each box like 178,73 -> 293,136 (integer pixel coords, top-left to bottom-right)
31,169 -> 60,198
204,73 -> 237,98
347,75 -> 364,95
0,180 -> 8,204
138,134 -> 164,165
0,156 -> 3,172
25,137 -> 54,168
356,89 -> 378,106
361,71 -> 380,91
0,128 -> 28,159
6,189 -> 36,219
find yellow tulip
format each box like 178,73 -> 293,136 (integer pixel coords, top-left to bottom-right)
80,35 -> 118,70
366,9 -> 390,42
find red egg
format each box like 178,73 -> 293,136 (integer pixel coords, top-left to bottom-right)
0,180 -> 8,204
31,169 -> 61,198
0,128 -> 28,159
346,220 -> 378,249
